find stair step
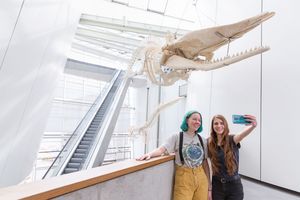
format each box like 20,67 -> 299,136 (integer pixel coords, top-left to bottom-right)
78,144 -> 89,149
73,153 -> 85,158
80,141 -> 91,145
67,163 -> 81,168
84,134 -> 95,138
85,132 -> 95,135
64,168 -> 78,174
70,158 -> 83,163
82,137 -> 93,141
93,118 -> 102,120
75,149 -> 87,153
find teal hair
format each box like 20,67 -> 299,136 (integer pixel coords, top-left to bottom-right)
180,110 -> 203,133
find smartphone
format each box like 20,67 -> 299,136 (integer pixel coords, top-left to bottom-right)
232,115 -> 249,124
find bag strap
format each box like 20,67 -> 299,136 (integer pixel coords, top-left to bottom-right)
179,131 -> 184,165
197,134 -> 204,151
179,132 -> 205,165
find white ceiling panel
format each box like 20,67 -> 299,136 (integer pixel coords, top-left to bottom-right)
128,0 -> 148,10
147,0 -> 168,14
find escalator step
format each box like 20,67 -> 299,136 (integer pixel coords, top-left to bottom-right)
80,141 -> 91,145
78,144 -> 89,149
85,133 -> 95,137
70,158 -> 83,163
75,149 -> 87,153
64,168 -> 78,174
67,163 -> 80,168
82,137 -> 93,141
85,131 -> 95,134
73,153 -> 85,158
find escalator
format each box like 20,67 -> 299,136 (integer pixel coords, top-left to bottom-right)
43,70 -> 131,178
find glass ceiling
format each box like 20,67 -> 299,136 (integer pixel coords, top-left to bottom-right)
68,0 -> 218,69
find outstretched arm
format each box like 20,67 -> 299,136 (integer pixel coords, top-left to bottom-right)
136,146 -> 167,161
233,115 -> 257,144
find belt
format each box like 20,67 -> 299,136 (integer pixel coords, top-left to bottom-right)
212,175 -> 240,183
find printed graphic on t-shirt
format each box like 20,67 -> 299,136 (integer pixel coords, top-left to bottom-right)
182,143 -> 203,168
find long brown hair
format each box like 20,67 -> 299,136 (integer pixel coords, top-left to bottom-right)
208,115 -> 237,176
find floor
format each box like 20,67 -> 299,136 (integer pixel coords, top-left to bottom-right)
242,178 -> 300,200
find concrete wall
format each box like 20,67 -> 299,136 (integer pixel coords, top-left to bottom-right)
54,160 -> 174,200
0,0 -> 82,187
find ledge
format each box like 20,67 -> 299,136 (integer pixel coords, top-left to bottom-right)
0,155 -> 175,200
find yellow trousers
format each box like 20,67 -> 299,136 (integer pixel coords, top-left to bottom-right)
173,165 -> 208,200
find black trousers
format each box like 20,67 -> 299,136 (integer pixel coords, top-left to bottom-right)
212,177 -> 244,200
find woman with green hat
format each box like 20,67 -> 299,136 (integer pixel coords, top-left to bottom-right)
137,110 -> 211,200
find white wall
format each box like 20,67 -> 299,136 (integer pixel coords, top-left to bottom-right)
159,81 -> 186,145
0,0 -> 82,187
187,71 -> 214,138
0,0 -> 23,64
134,82 -> 160,154
186,0 -> 300,192
262,0 -> 300,192
132,86 -> 148,157
210,0 -> 262,180
132,80 -> 186,157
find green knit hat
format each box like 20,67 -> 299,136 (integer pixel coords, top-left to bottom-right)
180,110 -> 203,133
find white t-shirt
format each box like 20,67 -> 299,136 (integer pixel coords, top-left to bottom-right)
162,132 -> 208,168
